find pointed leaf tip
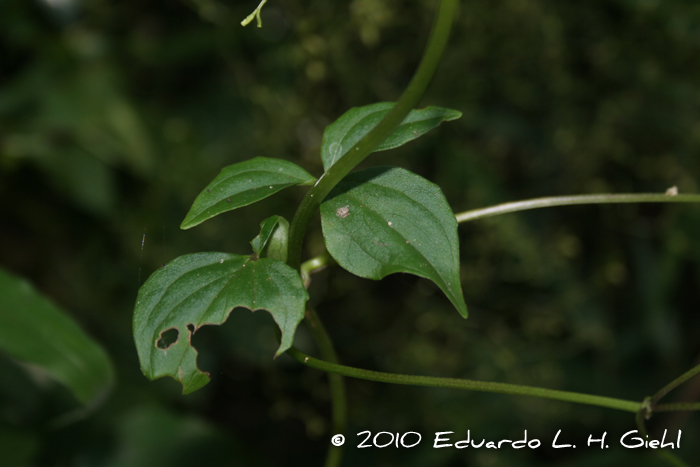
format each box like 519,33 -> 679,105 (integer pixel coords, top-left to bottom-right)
321,167 -> 467,317
181,158 -> 315,230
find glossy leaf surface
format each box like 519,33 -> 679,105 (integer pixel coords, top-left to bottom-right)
133,253 -> 308,394
0,268 -> 114,405
181,158 -> 315,229
320,167 -> 467,317
321,103 -> 462,170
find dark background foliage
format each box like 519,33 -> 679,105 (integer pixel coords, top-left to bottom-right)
1,0 -> 699,465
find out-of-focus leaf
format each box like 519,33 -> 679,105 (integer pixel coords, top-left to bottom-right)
0,426 -> 38,467
133,253 -> 308,394
250,215 -> 289,263
103,406 -> 256,467
0,268 -> 114,406
320,167 -> 467,317
180,157 -> 316,229
320,102 -> 462,170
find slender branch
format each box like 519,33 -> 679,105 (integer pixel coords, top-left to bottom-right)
652,363 -> 700,406
636,407 -> 691,467
455,194 -> 700,224
653,402 -> 700,413
286,346 -> 641,413
287,0 -> 459,270
294,194 -> 700,281
304,308 -> 346,467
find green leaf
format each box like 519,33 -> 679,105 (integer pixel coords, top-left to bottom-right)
133,253 -> 308,394
320,167 -> 467,317
0,267 -> 114,406
181,158 -> 316,230
250,215 -> 290,263
321,103 -> 462,171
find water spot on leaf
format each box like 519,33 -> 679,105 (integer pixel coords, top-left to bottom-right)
156,328 -> 179,350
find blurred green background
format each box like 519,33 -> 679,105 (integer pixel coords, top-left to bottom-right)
1,0 -> 700,465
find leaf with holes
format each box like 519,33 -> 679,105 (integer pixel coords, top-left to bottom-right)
181,158 -> 316,230
0,268 -> 114,406
133,253 -> 308,394
320,167 -> 467,317
321,103 -> 462,170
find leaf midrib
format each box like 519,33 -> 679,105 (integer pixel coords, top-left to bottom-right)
333,182 -> 452,290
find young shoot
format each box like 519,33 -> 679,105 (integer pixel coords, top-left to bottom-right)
241,0 -> 268,28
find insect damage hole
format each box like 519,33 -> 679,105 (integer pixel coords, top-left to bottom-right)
156,328 -> 179,350
336,205 -> 350,218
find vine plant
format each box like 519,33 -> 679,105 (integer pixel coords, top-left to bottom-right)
133,1 -> 700,465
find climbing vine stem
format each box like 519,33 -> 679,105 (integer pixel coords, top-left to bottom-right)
304,307 -> 346,467
286,2 -> 459,467
635,408 -> 691,467
287,346 -> 642,413
653,403 -> 700,412
286,0 -> 459,270
455,193 -> 700,224
651,362 -> 700,406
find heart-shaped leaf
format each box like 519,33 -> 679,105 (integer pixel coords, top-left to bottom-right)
321,103 -> 462,170
320,167 -> 467,317
133,253 -> 308,394
0,268 -> 114,406
181,158 -> 315,229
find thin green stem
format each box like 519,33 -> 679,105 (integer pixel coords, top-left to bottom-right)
241,0 -> 267,27
304,308 -> 346,467
282,4 -> 457,467
636,408 -> 691,467
300,251 -> 335,289
653,402 -> 700,413
286,346 -> 641,413
651,363 -> 700,406
287,0 -> 459,270
455,193 -> 700,224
